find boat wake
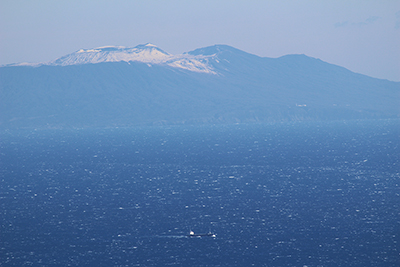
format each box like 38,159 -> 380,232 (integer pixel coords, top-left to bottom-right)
155,231 -> 216,239
155,235 -> 188,239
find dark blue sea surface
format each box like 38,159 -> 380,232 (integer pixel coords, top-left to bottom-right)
1,120 -> 399,266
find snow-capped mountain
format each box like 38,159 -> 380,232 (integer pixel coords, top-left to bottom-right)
49,43 -> 170,65
13,43 -> 216,74
1,44 -> 399,129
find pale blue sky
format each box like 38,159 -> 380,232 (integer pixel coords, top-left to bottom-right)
1,0 -> 399,81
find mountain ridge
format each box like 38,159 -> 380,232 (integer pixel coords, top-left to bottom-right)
1,44 -> 399,129
5,43 -> 217,74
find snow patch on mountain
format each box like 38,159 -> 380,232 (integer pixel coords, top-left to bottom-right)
8,43 -> 217,74
8,62 -> 42,67
48,44 -> 172,66
165,56 -> 214,73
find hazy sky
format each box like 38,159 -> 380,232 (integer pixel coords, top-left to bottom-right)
1,0 -> 399,81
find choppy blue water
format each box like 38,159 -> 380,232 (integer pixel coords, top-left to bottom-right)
1,120 -> 399,266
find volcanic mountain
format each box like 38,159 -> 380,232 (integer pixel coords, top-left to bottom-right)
0,43 -> 399,129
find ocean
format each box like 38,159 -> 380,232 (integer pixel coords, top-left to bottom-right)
1,120 -> 399,266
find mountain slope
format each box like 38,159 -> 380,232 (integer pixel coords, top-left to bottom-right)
0,44 -> 399,129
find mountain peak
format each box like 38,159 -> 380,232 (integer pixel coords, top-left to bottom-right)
76,46 -> 126,53
187,44 -> 236,56
187,44 -> 255,56
133,43 -> 169,54
143,43 -> 158,48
